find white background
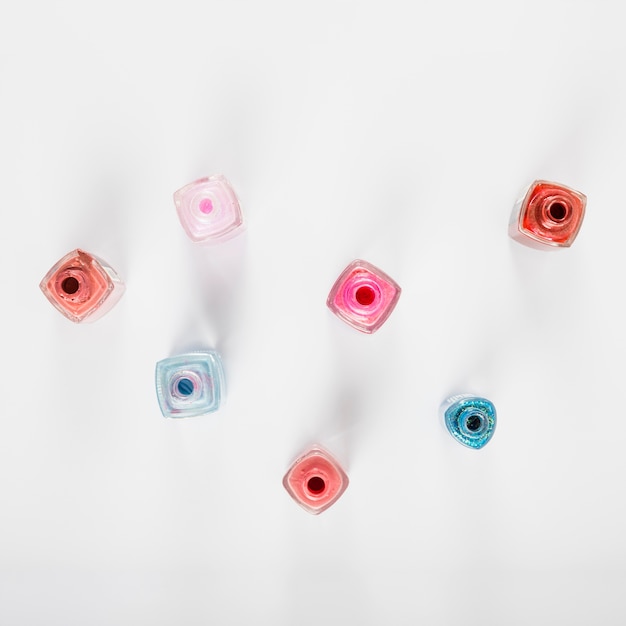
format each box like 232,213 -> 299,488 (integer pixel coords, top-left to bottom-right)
1,1 -> 625,624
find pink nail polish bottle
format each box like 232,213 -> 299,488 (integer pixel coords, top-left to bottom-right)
283,446 -> 349,515
327,259 -> 401,333
509,180 -> 587,249
173,175 -> 244,244
39,249 -> 125,323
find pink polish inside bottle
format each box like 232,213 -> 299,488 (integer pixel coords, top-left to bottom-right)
283,446 -> 349,515
327,259 -> 401,333
173,175 -> 243,244
39,249 -> 125,323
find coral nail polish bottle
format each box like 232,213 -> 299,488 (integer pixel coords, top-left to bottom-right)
155,350 -> 225,418
39,249 -> 125,323
283,446 -> 349,515
441,394 -> 497,450
327,259 -> 401,333
509,180 -> 586,249
173,175 -> 243,244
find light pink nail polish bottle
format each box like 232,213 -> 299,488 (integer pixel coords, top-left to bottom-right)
173,175 -> 244,244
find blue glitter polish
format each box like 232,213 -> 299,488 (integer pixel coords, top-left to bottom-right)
155,351 -> 225,418
441,394 -> 496,449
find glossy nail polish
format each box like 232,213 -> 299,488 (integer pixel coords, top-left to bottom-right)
441,394 -> 496,449
173,175 -> 243,244
283,446 -> 349,515
39,249 -> 125,323
509,180 -> 586,249
155,350 -> 225,418
327,259 -> 401,334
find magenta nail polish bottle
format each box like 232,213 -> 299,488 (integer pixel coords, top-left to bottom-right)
509,180 -> 587,249
327,259 -> 401,333
39,249 -> 125,323
283,446 -> 349,515
173,175 -> 243,244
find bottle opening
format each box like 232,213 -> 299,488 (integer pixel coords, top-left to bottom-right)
355,285 -> 376,306
199,198 -> 214,214
177,378 -> 194,396
548,201 -> 567,221
61,277 -> 80,294
307,476 -> 326,495
466,414 -> 483,432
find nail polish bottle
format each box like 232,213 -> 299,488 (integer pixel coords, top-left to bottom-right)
173,175 -> 243,244
39,249 -> 125,323
441,394 -> 497,449
327,259 -> 401,334
283,446 -> 349,515
509,180 -> 586,249
155,350 -> 225,418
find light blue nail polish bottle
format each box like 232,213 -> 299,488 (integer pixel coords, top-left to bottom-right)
441,394 -> 496,449
155,350 -> 225,418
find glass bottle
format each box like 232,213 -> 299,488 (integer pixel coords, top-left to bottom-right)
173,175 -> 244,244
155,350 -> 225,418
283,445 -> 349,514
441,394 -> 497,449
327,259 -> 401,334
39,249 -> 125,323
509,180 -> 586,249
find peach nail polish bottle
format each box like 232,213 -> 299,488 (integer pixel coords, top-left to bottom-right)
40,249 -> 125,323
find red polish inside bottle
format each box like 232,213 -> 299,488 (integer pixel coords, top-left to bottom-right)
283,446 -> 349,515
512,180 -> 586,248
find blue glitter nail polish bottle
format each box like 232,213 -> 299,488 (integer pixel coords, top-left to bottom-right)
441,394 -> 496,449
155,350 -> 225,418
